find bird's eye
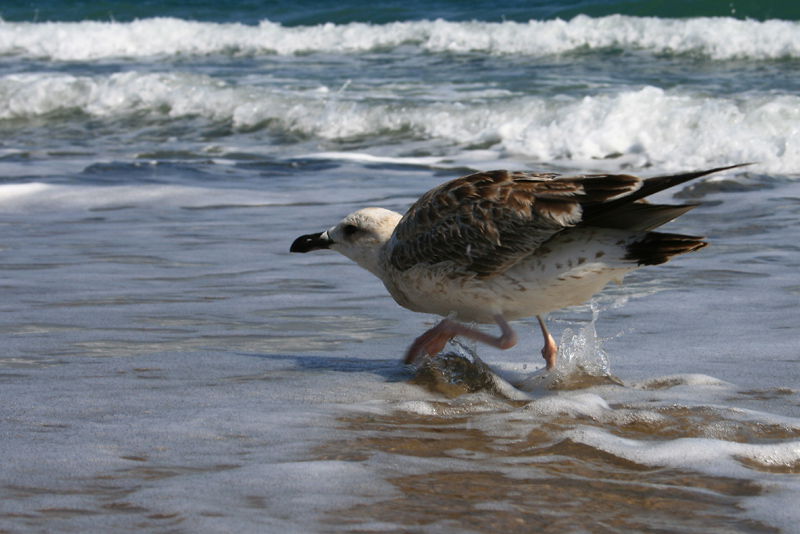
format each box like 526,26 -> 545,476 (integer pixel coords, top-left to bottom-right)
343,224 -> 358,236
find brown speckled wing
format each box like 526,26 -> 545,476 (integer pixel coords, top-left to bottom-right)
388,170 -> 644,278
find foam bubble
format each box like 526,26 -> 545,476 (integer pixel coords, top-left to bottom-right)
566,425 -> 800,478
523,393 -> 612,419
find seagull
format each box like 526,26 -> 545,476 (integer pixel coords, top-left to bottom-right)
291,165 -> 743,370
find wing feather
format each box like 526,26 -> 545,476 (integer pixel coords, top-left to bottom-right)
388,170 -> 643,278
387,165 -> 747,278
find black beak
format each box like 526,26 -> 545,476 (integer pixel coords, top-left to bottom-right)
290,232 -> 333,253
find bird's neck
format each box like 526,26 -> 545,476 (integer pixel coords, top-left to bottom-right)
357,237 -> 403,281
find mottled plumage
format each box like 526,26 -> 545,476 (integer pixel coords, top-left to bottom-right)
391,169 -> 646,278
291,164 -> 744,370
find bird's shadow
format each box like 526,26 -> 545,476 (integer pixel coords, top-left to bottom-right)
237,332 -> 622,398
236,346 -> 535,400
239,351 -> 414,382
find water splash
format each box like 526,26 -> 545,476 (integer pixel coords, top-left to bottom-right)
518,298 -> 626,392
409,298 -> 627,398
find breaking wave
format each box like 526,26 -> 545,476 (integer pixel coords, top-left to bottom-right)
0,15 -> 799,61
2,72 -> 796,173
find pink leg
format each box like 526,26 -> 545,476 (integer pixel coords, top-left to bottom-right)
404,314 -> 518,365
537,315 -> 557,370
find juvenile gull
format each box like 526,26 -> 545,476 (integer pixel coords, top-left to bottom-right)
291,165 -> 743,370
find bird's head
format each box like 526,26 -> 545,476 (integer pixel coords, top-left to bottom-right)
290,207 -> 402,277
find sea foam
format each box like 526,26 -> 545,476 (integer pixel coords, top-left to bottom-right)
0,16 -> 799,61
2,72 -> 796,174
0,182 -> 291,212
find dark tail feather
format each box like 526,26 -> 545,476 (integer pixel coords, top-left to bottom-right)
632,163 -> 751,203
589,202 -> 700,231
626,232 -> 709,266
582,163 -> 751,223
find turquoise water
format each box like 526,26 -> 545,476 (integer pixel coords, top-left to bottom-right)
2,0 -> 798,23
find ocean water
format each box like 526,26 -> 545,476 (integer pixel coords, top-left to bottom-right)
1,1 -> 799,532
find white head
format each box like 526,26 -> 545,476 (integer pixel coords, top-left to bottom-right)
290,207 -> 402,277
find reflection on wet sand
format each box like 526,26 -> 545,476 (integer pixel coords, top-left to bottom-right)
314,345 -> 796,533
320,411 -> 775,534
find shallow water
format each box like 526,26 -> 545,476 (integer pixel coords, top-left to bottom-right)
2,2 -> 800,532
2,164 -> 799,533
